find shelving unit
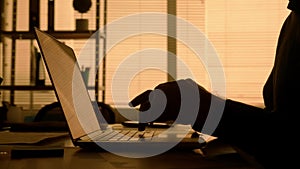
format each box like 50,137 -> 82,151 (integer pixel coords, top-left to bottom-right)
0,30 -> 98,39
0,0 -> 106,109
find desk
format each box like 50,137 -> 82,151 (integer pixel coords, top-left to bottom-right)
0,137 -> 260,169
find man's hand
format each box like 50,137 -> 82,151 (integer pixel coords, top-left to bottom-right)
129,78 -> 213,128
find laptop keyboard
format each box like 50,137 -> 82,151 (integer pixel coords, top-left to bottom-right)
84,125 -> 199,143
89,129 -> 162,142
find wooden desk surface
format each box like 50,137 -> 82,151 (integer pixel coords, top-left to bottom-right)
0,138 -> 260,169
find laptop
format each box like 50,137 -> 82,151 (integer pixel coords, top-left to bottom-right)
33,27 -> 207,157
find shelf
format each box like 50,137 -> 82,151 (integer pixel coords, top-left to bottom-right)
0,85 -> 53,90
0,0 -> 105,105
1,30 -> 103,39
0,85 -> 104,91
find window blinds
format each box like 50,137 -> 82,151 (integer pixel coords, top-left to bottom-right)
105,0 -> 290,107
1,0 -> 290,109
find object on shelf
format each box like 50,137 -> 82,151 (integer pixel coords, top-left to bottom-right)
30,46 -> 45,86
80,66 -> 90,86
73,0 -> 92,31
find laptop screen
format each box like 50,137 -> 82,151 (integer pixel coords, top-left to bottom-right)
34,28 -> 102,139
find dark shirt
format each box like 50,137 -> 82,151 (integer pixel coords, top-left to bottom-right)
211,1 -> 300,168
264,0 -> 300,115
288,0 -> 300,12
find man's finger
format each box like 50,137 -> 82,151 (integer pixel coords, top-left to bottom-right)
129,90 -> 152,107
139,101 -> 151,111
